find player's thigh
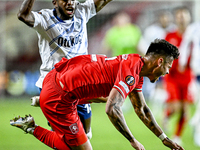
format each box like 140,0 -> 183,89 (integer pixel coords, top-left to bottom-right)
165,81 -> 179,102
71,140 -> 92,150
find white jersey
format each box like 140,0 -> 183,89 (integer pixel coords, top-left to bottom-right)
179,22 -> 200,75
32,0 -> 96,88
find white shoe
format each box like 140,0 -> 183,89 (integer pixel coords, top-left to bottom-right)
31,96 -> 40,107
10,114 -> 36,134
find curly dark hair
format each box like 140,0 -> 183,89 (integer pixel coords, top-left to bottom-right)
145,39 -> 179,59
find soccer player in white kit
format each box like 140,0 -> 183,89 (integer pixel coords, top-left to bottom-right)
178,22 -> 200,147
17,0 -> 112,139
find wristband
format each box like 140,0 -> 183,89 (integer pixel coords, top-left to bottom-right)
158,133 -> 167,141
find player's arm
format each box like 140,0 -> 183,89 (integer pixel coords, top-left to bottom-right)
93,0 -> 112,12
88,97 -> 108,103
106,88 -> 145,149
17,0 -> 35,27
129,90 -> 184,150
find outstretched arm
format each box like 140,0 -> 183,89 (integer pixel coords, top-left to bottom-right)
129,90 -> 184,150
17,0 -> 35,27
93,0 -> 112,12
106,88 -> 145,150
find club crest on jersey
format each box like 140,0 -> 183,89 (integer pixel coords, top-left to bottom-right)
69,123 -> 79,134
37,11 -> 42,15
125,75 -> 135,86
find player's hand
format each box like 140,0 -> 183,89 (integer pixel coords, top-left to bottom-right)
130,139 -> 145,150
162,137 -> 184,150
31,96 -> 40,107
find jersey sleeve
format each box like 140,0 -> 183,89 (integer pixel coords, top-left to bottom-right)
134,76 -> 143,92
113,57 -> 143,99
78,0 -> 96,22
32,10 -> 48,29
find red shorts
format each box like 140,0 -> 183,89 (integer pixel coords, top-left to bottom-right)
40,69 -> 88,147
164,78 -> 194,103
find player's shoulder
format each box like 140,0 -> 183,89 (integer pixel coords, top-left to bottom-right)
124,54 -> 143,65
35,9 -> 53,19
127,54 -> 141,59
36,9 -> 53,15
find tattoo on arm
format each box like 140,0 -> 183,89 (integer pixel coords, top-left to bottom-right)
129,91 -> 163,137
106,90 -> 134,141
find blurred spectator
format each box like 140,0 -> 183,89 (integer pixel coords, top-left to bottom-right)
137,10 -> 176,101
178,22 -> 200,147
138,10 -> 175,55
104,12 -> 141,56
163,6 -> 195,145
7,70 -> 25,96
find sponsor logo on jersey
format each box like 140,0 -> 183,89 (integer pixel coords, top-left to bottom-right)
69,123 -> 79,134
58,35 -> 82,47
125,75 -> 135,86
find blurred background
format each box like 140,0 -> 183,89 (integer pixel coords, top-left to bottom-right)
1,0 -> 200,149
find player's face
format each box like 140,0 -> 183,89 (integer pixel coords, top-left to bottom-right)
149,57 -> 173,83
175,9 -> 191,28
159,13 -> 172,28
55,0 -> 77,20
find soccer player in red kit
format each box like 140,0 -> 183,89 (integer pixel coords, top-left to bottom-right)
163,6 -> 195,144
10,39 -> 184,150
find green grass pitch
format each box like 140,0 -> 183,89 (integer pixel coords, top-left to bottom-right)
0,97 -> 199,150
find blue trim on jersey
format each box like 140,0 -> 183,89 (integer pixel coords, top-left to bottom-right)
50,46 -> 60,56
48,10 -> 87,58
71,17 -> 84,58
48,21 -> 75,50
46,16 -> 60,31
54,15 -> 65,23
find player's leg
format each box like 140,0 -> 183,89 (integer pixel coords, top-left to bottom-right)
70,140 -> 92,150
163,80 -> 179,132
173,85 -> 193,144
10,116 -> 71,149
39,70 -> 92,149
34,126 -> 92,150
77,104 -> 92,139
38,102 -> 92,150
174,101 -> 186,138
10,114 -> 92,150
30,92 -> 93,139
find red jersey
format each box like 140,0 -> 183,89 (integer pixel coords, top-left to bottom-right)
39,54 -> 144,148
54,54 -> 144,102
165,31 -> 193,85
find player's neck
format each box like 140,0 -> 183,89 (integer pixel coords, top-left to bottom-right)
140,56 -> 157,77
